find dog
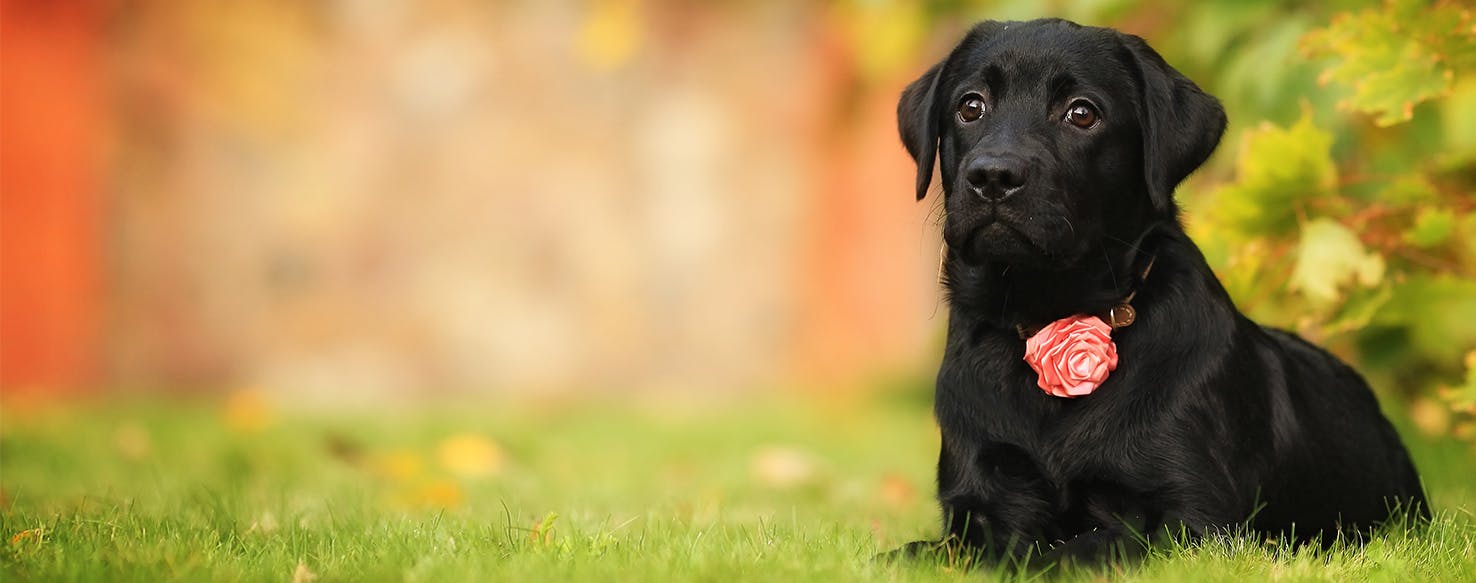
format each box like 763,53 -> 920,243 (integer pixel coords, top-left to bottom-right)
893,18 -> 1428,566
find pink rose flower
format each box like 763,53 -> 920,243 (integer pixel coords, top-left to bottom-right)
1023,315 -> 1119,398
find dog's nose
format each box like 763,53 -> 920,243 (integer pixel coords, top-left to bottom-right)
964,155 -> 1028,199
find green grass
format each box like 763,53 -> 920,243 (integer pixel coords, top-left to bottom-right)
2,390 -> 1473,581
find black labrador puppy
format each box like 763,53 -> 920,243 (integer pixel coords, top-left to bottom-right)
894,18 -> 1427,566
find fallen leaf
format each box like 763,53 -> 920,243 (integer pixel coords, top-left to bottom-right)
407,479 -> 463,510
879,473 -> 917,508
372,450 -> 424,481
115,422 -> 151,460
291,561 -> 317,583
323,433 -> 364,464
224,389 -> 273,434
9,528 -> 44,545
750,446 -> 816,489
531,511 -> 559,544
436,433 -> 504,478
247,511 -> 280,535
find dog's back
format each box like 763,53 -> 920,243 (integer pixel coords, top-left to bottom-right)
1252,327 -> 1428,542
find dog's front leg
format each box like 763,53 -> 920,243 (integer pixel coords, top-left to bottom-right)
934,443 -> 1059,564
1038,523 -> 1151,568
1040,508 -> 1214,568
881,495 -> 1054,565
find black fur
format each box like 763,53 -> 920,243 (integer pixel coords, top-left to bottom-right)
893,19 -> 1427,567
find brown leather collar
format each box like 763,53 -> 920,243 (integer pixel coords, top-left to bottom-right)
1015,255 -> 1156,340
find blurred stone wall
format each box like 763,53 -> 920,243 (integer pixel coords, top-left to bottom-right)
55,0 -> 944,395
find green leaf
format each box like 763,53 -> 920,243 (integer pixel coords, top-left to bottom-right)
1324,284 -> 1395,338
1404,207 -> 1456,248
1210,112 -> 1338,238
1377,174 -> 1442,205
1455,351 -> 1476,409
1302,0 -> 1476,127
1460,213 -> 1476,266
1290,218 -> 1385,305
1373,275 -> 1476,363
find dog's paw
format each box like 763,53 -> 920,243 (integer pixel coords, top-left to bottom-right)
875,537 -> 996,569
875,539 -> 950,563
1037,529 -> 1148,570
882,538 -> 1067,574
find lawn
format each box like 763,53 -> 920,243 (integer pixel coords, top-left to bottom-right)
2,390 -> 1473,582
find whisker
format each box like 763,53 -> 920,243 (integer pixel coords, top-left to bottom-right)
999,287 -> 1012,324
928,196 -> 947,227
1105,234 -> 1146,256
1058,215 -> 1078,239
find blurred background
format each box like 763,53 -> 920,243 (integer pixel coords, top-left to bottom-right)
6,0 -> 953,399
2,0 -> 1474,439
3,4 -> 1475,576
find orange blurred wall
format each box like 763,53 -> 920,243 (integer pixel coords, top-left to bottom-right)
1,1 -> 107,393
0,2 -> 945,395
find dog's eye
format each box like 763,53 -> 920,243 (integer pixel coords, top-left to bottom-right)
1065,101 -> 1099,129
957,94 -> 986,123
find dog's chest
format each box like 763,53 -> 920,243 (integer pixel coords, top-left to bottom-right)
936,335 -> 1161,475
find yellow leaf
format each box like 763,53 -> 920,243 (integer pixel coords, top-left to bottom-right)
750,446 -> 816,489
246,511 -> 279,535
224,389 -> 273,434
835,0 -> 927,79
114,422 -> 151,460
1302,0 -> 1473,127
1210,111 -> 1338,238
1289,218 -> 1384,305
879,473 -> 917,508
436,434 -> 504,478
291,561 -> 317,583
531,511 -> 559,544
414,479 -> 464,509
372,450 -> 425,482
9,528 -> 44,545
1410,398 -> 1453,436
577,0 -> 642,71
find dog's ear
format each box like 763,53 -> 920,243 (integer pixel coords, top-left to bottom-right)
899,22 -> 1009,201
1120,33 -> 1226,215
898,62 -> 944,201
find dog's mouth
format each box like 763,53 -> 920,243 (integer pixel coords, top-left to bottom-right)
948,210 -> 1074,267
973,220 -> 1021,245
955,219 -> 1041,262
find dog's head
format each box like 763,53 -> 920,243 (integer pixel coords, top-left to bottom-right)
899,19 -> 1225,268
